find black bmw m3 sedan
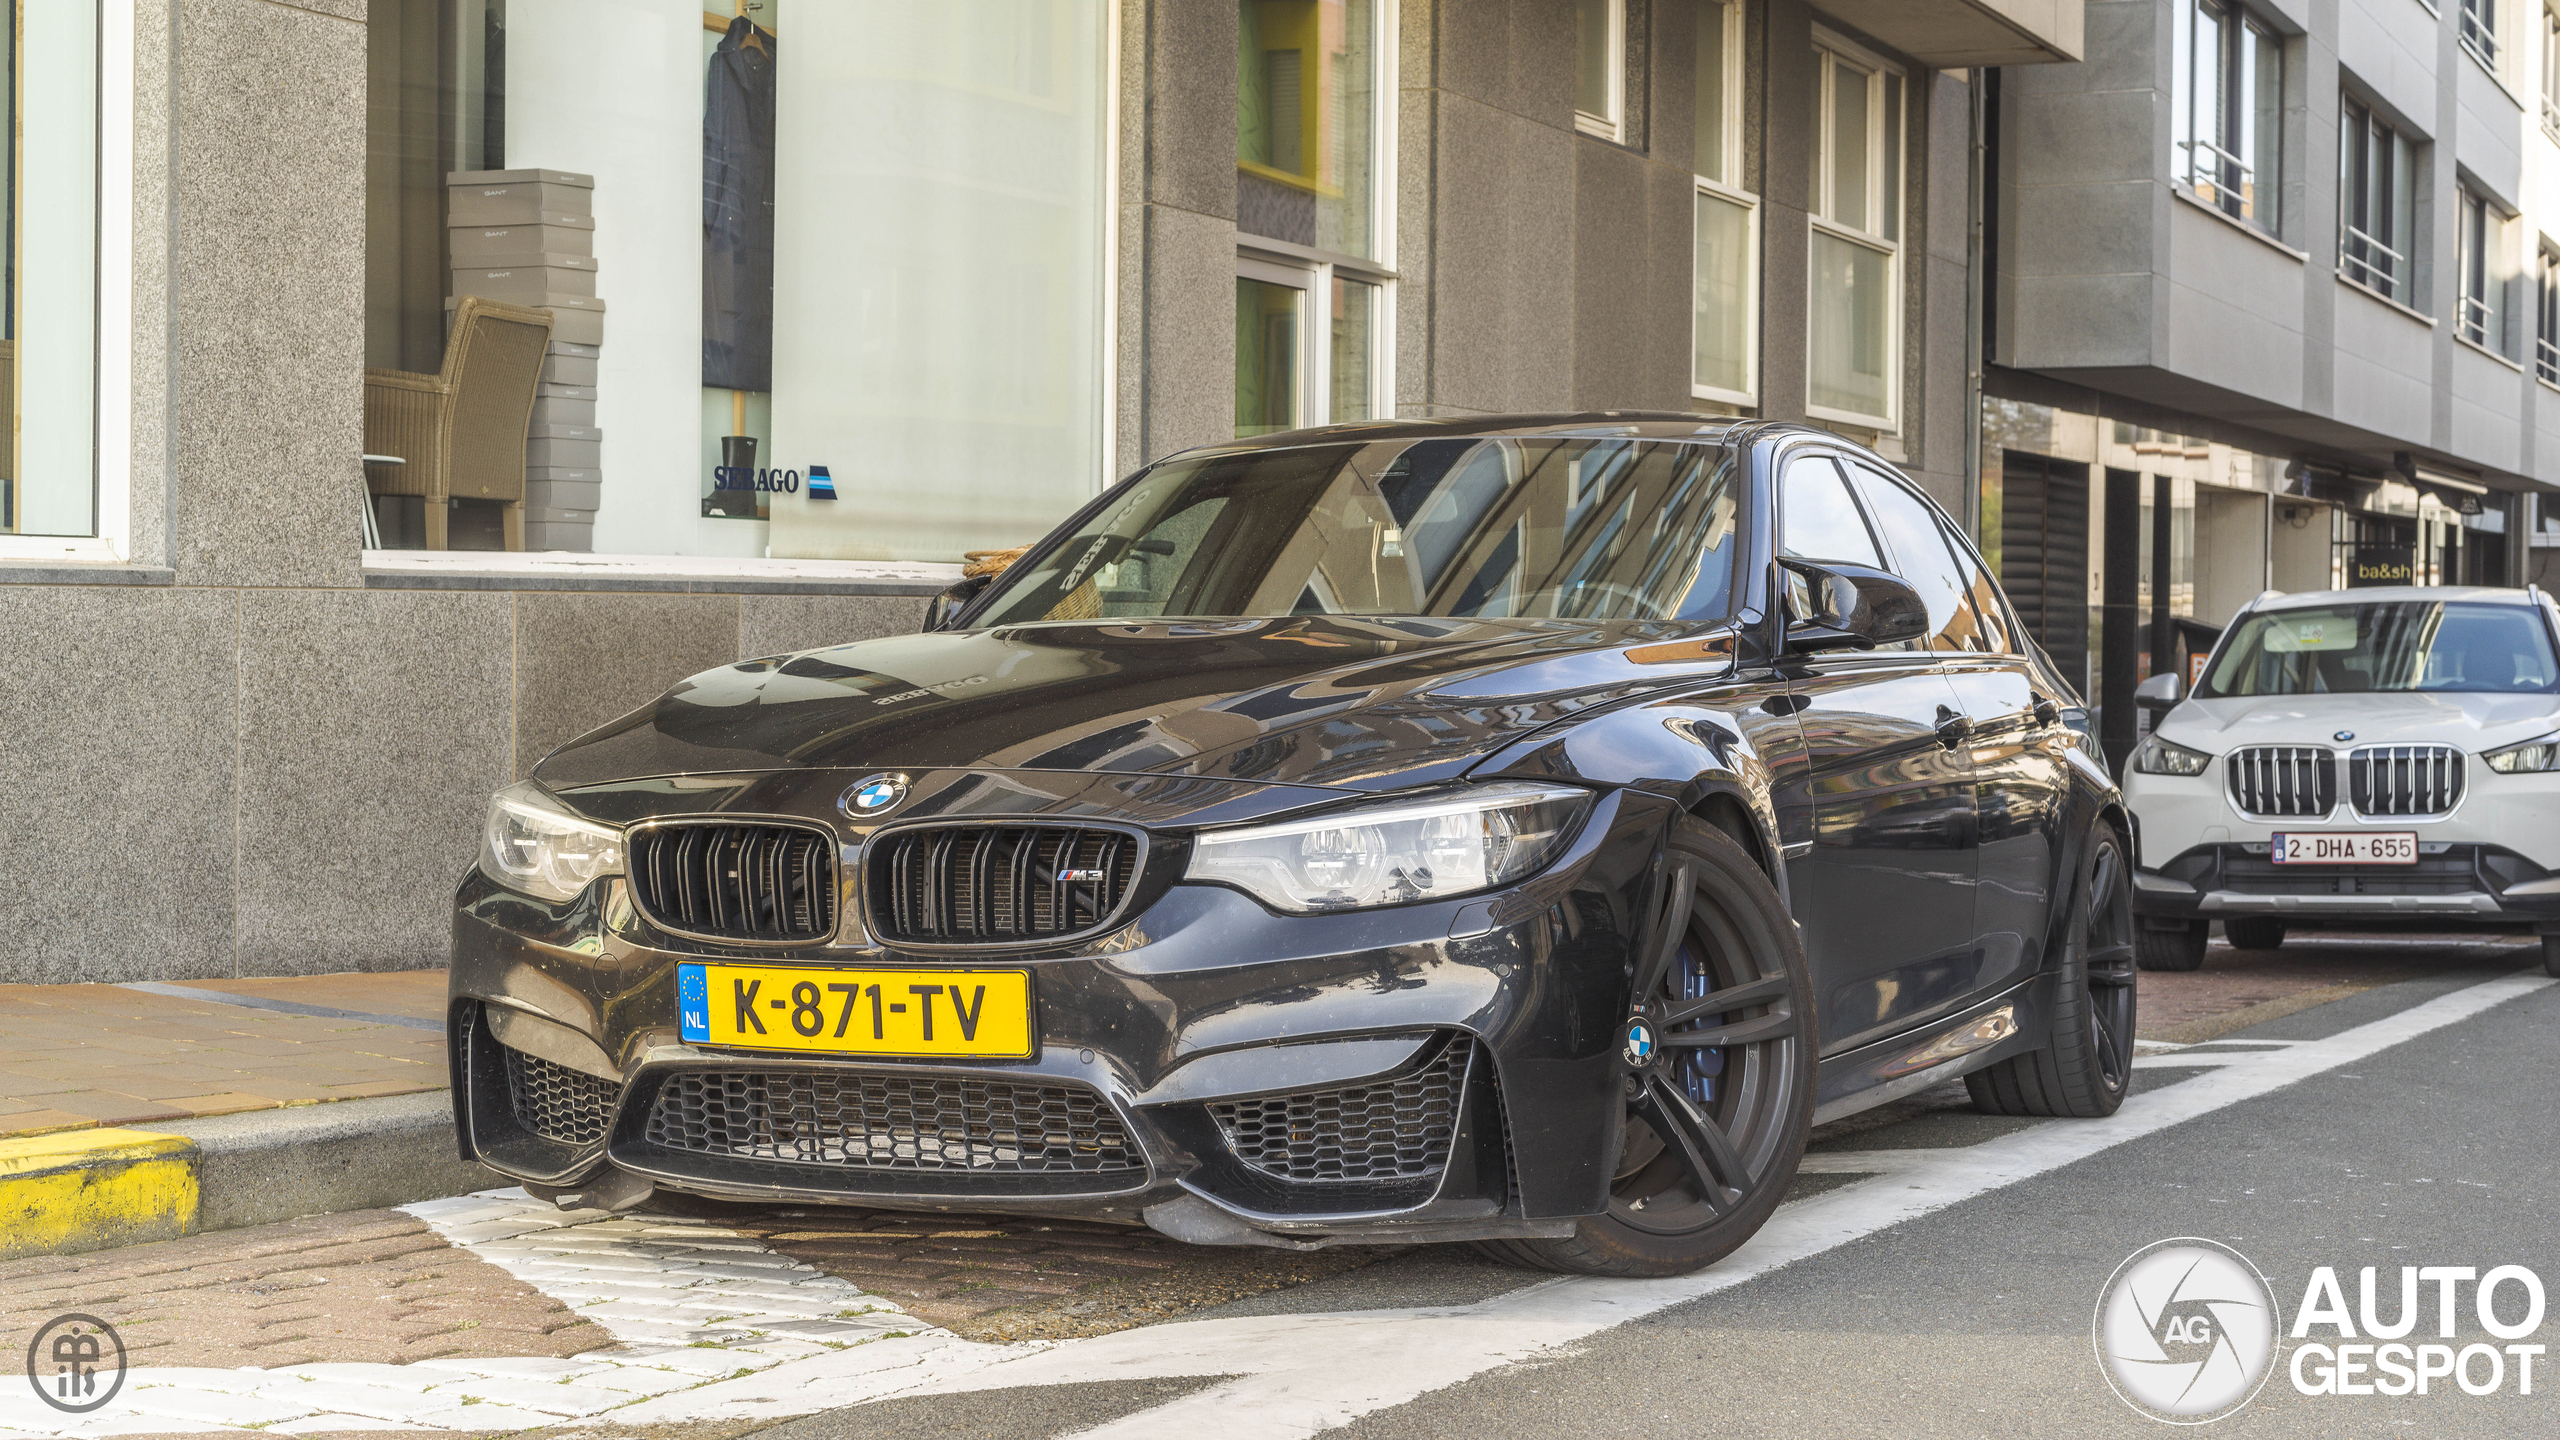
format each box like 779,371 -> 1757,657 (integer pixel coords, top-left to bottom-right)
450,415 -> 2135,1277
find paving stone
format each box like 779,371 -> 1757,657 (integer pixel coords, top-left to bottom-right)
417,1377 -> 629,1416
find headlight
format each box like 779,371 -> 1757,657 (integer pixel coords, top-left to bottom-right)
1186,783 -> 1592,913
2485,733 -> 2560,774
2131,734 -> 2212,776
481,781 -> 625,902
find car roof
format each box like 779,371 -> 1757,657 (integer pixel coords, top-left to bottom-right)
2254,585 -> 2540,611
1178,412 -> 1790,458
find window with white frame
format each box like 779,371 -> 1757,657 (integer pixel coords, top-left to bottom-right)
2339,96 -> 2417,307
1692,0 -> 1755,405
1235,0 -> 1393,438
1575,0 -> 1625,139
2542,4 -> 2560,137
4,0 -> 102,543
1806,40 -> 1902,429
2536,243 -> 2560,382
2172,0 -> 2282,234
2457,184 -> 2515,354
2462,0 -> 2504,75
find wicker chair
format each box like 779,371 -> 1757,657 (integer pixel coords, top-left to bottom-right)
363,296 -> 552,549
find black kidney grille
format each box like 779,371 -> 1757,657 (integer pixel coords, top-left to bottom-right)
630,824 -> 837,942
1209,1036 -> 1472,1184
644,1070 -> 1143,1174
501,1043 -> 619,1148
2226,746 -> 2337,817
2349,744 -> 2465,816
870,825 -> 1140,944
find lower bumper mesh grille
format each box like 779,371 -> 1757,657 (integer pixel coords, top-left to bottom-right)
642,1071 -> 1143,1175
1209,1036 -> 1472,1184
501,1044 -> 618,1148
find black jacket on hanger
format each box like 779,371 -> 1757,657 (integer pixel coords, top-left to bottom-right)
704,16 -> 777,392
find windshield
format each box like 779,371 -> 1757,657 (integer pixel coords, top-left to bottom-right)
2199,600 -> 2560,697
973,436 -> 1740,626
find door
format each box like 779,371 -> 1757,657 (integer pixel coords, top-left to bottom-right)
1774,453 -> 1979,1055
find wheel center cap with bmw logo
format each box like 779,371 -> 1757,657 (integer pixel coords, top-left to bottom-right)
1622,1017 -> 1657,1068
842,773 -> 910,817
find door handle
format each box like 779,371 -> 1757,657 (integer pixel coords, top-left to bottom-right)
1934,711 -> 1975,749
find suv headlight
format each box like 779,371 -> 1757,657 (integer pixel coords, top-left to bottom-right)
1187,783 -> 1592,913
481,781 -> 625,902
2131,735 -> 2213,776
2485,733 -> 2560,774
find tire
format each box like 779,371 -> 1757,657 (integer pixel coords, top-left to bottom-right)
1478,822 -> 1816,1278
1968,824 -> 2137,1119
2223,916 -> 2286,952
2136,920 -> 2207,972
2545,935 -> 2560,979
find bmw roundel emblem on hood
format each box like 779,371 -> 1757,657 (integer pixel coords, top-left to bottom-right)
1622,1018 -> 1657,1068
2334,730 -> 2356,743
841,773 -> 910,817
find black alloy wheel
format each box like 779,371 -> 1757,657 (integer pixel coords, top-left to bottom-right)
1969,824 -> 2137,1118
1482,823 -> 1816,1277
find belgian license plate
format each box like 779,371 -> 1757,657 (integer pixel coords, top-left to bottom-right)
2270,832 -> 2418,865
678,963 -> 1035,1058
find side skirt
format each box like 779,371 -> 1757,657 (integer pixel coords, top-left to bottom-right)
1809,976 -> 2049,1127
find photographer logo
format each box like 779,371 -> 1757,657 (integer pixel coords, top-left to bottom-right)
25,1314 -> 126,1414
2095,1239 -> 2281,1423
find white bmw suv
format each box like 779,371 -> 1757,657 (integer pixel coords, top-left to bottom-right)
2122,585 -> 2560,977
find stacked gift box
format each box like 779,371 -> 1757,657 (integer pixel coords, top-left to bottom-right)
446,168 -> 606,552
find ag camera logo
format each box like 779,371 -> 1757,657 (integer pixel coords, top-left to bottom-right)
2094,1239 -> 2281,1423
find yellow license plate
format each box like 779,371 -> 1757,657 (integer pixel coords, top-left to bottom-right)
677,963 -> 1035,1058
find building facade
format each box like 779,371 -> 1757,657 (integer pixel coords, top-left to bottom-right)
1986,0 -> 2560,763
0,0 -> 2080,983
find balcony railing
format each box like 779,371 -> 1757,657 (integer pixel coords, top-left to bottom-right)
2340,225 -> 2407,301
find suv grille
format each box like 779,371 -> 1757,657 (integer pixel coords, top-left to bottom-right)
2226,746 -> 2337,818
629,824 -> 837,942
643,1070 -> 1143,1175
869,825 -> 1141,944
1209,1036 -> 1472,1184
2348,744 -> 2465,816
502,1044 -> 618,1148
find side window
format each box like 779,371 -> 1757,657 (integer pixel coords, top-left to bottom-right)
1850,468 -> 1975,653
1779,456 -> 1883,566
1936,515 -> 2013,654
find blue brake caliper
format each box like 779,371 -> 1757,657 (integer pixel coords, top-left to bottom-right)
1679,939 -> 1723,1105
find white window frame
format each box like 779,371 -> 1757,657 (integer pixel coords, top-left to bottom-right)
2535,240 -> 2560,384
1691,0 -> 1756,408
1805,34 -> 1903,432
2457,182 -> 2516,356
2338,95 -> 2417,307
1233,0 -> 1398,435
1574,0 -> 1626,141
2543,3 -> 2560,140
2462,0 -> 2506,78
2172,0 -> 2283,235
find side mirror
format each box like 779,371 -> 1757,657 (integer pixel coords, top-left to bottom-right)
2135,671 -> 2185,711
923,573 -> 993,632
1779,559 -> 1929,654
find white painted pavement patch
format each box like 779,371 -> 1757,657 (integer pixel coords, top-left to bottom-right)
595,969 -> 2553,1439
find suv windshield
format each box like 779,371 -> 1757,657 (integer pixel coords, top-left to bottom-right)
2199,600 -> 2560,697
973,436 -> 1739,626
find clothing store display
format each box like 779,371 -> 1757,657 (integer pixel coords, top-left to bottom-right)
449,219 -> 595,259
702,16 -> 776,392
453,262 -> 598,302
539,348 -> 598,387
527,434 -> 601,468
447,168 -> 594,226
528,395 -> 594,427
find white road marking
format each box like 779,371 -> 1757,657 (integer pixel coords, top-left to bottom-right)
597,969 -> 2551,1439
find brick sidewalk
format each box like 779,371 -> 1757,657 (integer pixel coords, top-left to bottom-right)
0,971 -> 447,1138
2135,930 -> 2529,1044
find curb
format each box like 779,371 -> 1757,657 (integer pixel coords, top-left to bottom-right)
0,1091 -> 503,1260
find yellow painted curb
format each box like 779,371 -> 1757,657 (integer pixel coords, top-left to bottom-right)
0,1128 -> 201,1260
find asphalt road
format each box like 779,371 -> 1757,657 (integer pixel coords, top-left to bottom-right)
759,940 -> 2559,1440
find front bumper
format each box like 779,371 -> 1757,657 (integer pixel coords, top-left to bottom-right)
2131,842 -> 2560,928
448,787 -> 1670,1247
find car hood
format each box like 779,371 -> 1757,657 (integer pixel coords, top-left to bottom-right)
2160,691 -> 2560,754
532,615 -> 1737,793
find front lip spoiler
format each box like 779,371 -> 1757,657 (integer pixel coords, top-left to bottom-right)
2197,890 -> 2503,915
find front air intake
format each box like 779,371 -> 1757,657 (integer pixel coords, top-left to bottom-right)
627,823 -> 838,943
867,824 -> 1142,945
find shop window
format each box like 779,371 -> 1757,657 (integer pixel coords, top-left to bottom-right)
1235,0 -> 1390,439
1575,0 -> 1625,140
1691,0 -> 1756,407
1806,41 -> 1901,430
2339,96 -> 2417,307
3,0 -> 101,542
363,0 -> 1114,561
2457,185 -> 2515,356
2171,0 -> 2281,235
